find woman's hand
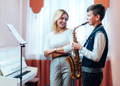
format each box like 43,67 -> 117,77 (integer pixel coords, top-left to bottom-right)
44,49 -> 55,57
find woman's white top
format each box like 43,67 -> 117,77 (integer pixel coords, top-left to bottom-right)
44,29 -> 73,59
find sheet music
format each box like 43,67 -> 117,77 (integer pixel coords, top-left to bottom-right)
6,24 -> 27,45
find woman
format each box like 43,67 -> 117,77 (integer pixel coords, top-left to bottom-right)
44,9 -> 72,86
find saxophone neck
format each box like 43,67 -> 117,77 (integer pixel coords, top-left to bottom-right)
72,21 -> 88,43
74,21 -> 88,30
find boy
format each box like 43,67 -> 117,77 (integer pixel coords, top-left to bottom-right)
72,4 -> 108,86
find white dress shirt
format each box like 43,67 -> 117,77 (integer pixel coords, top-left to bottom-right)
80,32 -> 106,62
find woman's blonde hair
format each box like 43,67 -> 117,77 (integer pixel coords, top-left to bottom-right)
52,9 -> 69,33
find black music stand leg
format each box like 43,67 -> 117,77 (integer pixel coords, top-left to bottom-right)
20,44 -> 25,86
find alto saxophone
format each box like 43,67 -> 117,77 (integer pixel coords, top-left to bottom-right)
66,22 -> 88,79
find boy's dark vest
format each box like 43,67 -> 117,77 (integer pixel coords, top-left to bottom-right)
82,24 -> 108,68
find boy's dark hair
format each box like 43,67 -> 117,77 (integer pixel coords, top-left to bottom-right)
87,4 -> 106,21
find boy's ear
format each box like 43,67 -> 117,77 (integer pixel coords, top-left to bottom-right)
96,14 -> 101,21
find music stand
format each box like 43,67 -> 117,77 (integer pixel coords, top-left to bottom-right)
6,24 -> 27,86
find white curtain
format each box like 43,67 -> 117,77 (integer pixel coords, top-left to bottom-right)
25,0 -> 93,60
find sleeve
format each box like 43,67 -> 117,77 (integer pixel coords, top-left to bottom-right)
63,44 -> 72,53
42,34 -> 52,60
80,32 -> 106,62
63,29 -> 73,53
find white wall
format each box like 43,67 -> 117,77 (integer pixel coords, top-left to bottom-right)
0,0 -> 24,47
107,0 -> 120,86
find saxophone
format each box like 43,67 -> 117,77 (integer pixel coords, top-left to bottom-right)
66,22 -> 88,79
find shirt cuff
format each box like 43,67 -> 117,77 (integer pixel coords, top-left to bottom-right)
80,47 -> 87,55
63,45 -> 72,53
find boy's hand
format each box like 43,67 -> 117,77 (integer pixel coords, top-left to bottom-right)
72,42 -> 82,50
